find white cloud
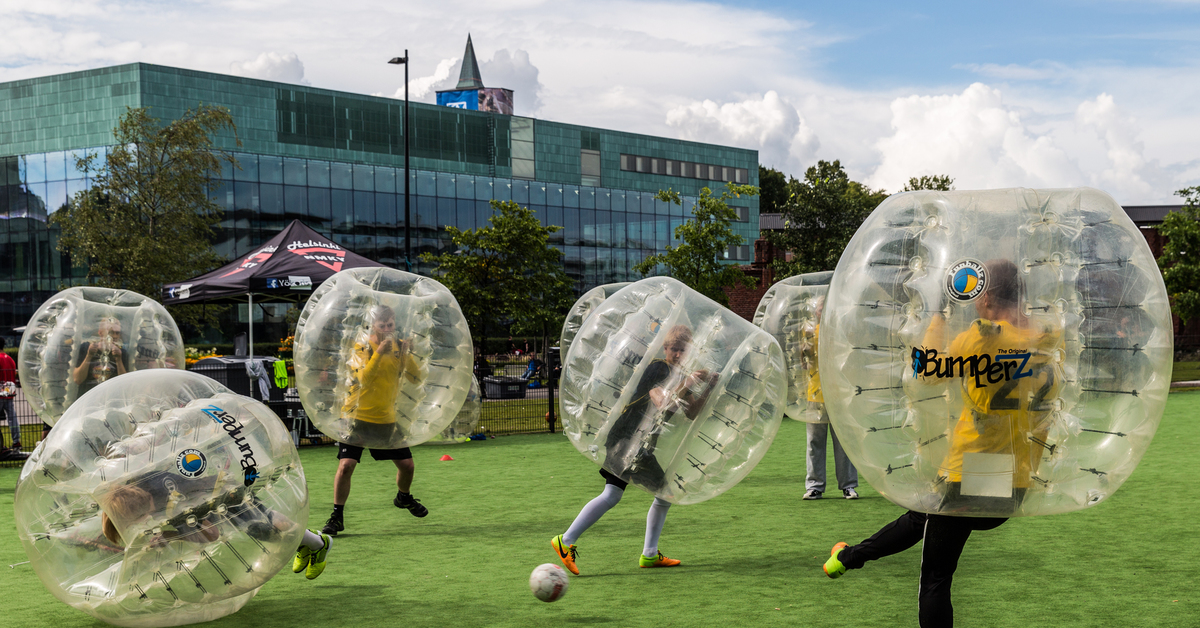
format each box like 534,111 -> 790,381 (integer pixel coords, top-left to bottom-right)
229,52 -> 307,84
867,83 -> 1084,193
399,57 -> 458,101
666,91 -> 819,174
1075,93 -> 1155,201
479,49 -> 542,115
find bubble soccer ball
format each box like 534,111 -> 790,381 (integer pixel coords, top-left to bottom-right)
529,563 -> 569,603
13,370 -> 308,627
293,267 -> 473,449
560,282 -> 631,355
751,271 -> 833,327
820,188 -> 1172,517
427,376 -> 482,444
19,287 -> 185,425
754,272 -> 835,421
561,278 -> 786,505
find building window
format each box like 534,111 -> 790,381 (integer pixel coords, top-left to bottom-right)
581,149 -> 601,187
618,153 -> 748,185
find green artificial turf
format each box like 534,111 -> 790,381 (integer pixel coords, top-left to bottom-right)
2,392 -> 1198,627
1172,361 -> 1200,383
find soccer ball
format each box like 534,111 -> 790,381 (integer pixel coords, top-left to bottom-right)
529,563 -> 569,602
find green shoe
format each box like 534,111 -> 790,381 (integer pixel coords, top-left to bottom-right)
293,537 -> 313,574
639,551 -> 681,568
823,542 -> 848,579
306,533 -> 332,580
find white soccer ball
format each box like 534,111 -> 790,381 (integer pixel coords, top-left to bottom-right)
529,563 -> 569,603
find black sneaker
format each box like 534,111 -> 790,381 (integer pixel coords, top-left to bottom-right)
321,516 -> 344,536
394,492 -> 429,518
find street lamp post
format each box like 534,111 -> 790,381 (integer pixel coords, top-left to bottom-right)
388,52 -> 411,272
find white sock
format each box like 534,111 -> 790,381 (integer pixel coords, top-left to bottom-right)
642,497 -> 671,557
302,529 -> 325,551
563,484 -> 624,545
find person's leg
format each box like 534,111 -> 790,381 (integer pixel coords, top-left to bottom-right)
829,425 -> 859,494
805,421 -> 829,496
564,484 -> 624,545
640,497 -> 679,567
384,448 -> 427,517
917,516 -> 1007,628
2,398 -> 18,447
322,444 -> 363,535
838,510 -> 928,569
554,470 -> 627,575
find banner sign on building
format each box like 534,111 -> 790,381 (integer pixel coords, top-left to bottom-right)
437,90 -> 478,110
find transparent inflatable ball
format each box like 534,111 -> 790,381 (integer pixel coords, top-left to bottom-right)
14,370 -> 308,628
820,188 -> 1172,518
294,267 -> 473,449
560,282 -> 631,356
19,287 -> 184,425
755,272 -> 834,421
561,278 -> 786,505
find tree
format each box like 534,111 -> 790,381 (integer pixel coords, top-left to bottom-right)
1158,186 -> 1200,324
758,165 -> 789,213
54,105 -> 238,327
632,183 -> 758,306
422,200 -> 575,353
765,159 -> 888,277
904,174 -> 955,191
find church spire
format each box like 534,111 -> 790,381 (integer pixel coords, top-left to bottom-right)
456,34 -> 485,89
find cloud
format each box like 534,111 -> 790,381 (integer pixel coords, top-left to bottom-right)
229,52 -> 307,84
665,91 -> 819,174
866,83 -> 1083,193
400,57 -> 458,101
479,49 -> 542,115
1075,93 -> 1156,200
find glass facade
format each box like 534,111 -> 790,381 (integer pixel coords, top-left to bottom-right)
0,63 -> 759,332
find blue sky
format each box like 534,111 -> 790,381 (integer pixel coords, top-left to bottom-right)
1,0 -> 1197,204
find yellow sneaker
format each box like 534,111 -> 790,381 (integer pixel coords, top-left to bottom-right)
551,534 -> 579,575
639,551 -> 681,568
823,542 -> 848,579
305,533 -> 332,580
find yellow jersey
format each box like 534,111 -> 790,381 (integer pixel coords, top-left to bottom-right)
805,324 -> 823,404
342,338 -> 422,424
917,319 -> 1061,489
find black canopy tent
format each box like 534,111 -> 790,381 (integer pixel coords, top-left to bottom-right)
162,219 -> 388,357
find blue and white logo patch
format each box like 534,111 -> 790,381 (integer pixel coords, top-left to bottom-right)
176,448 -> 207,478
946,259 -> 987,302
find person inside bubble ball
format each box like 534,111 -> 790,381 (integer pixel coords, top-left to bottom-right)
821,259 -> 1062,628
97,471 -> 334,580
321,304 -> 429,538
70,316 -> 128,396
801,296 -> 859,501
551,324 -> 718,574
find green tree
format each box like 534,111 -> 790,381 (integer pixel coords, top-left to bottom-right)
422,200 -> 574,353
758,165 -> 790,213
54,105 -> 238,327
903,174 -> 955,191
765,159 -> 888,277
1158,186 -> 1200,324
633,183 -> 758,306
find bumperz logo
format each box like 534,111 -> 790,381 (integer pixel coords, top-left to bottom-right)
911,346 -> 1034,389
200,405 -> 260,486
176,449 -> 207,478
946,259 -> 987,302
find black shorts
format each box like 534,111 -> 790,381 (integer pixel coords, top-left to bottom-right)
338,444 -> 413,462
599,468 -> 628,490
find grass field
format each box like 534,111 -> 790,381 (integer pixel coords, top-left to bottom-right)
2,392 -> 1198,628
1172,361 -> 1200,382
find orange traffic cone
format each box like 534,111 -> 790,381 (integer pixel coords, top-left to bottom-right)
440,454 -> 454,461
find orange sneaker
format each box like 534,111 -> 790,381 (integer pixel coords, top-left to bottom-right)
639,551 -> 681,568
551,535 -> 579,575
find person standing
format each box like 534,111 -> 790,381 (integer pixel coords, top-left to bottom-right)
321,305 -> 428,536
801,308 -> 859,500
0,337 -> 26,461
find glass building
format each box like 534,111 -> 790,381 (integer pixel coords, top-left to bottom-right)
0,63 -> 759,332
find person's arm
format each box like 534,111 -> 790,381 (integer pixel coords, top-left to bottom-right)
70,342 -> 95,385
